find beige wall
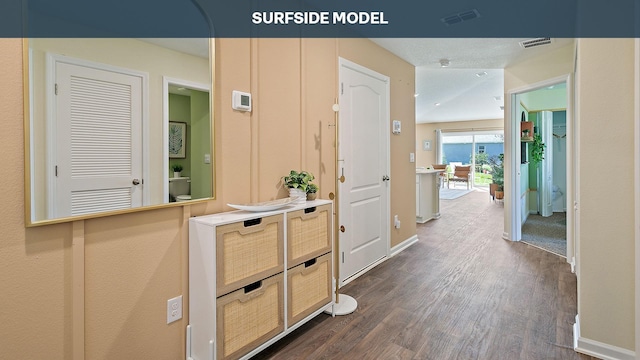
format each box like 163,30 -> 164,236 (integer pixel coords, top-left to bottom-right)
415,118 -> 503,169
575,38 -> 635,350
1,37 -> 415,359
339,38 -> 417,247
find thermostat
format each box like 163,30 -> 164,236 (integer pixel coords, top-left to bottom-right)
232,90 -> 252,112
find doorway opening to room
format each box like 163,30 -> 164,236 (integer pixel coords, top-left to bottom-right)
507,76 -> 573,265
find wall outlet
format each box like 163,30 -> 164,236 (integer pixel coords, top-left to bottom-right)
167,295 -> 183,324
409,152 -> 415,163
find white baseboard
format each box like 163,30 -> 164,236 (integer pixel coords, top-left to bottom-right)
569,256 -> 576,273
574,315 -> 636,360
390,234 -> 418,257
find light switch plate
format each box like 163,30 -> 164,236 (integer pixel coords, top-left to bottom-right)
409,153 -> 415,163
392,120 -> 401,134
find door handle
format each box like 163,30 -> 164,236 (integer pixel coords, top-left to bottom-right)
382,175 -> 390,181
340,225 -> 345,233
132,179 -> 140,185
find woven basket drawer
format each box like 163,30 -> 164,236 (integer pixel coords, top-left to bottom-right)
287,204 -> 331,268
216,214 -> 284,296
287,252 -> 332,325
217,273 -> 284,360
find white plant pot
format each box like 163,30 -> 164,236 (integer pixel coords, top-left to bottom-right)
174,171 -> 181,178
288,188 -> 306,204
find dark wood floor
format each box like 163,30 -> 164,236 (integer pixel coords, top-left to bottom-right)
254,189 -> 598,360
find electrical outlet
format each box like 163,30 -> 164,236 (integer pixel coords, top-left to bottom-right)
167,295 -> 182,324
409,152 -> 415,163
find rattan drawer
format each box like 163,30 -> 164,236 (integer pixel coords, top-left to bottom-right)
216,273 -> 285,360
287,252 -> 332,325
216,214 -> 284,296
287,204 -> 331,268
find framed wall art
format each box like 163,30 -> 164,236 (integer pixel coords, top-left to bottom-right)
169,121 -> 187,158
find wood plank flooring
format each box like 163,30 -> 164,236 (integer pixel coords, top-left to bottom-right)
254,189 -> 598,360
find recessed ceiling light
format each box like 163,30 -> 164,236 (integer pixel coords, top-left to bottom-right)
476,71 -> 487,77
434,102 -> 441,106
439,59 -> 450,67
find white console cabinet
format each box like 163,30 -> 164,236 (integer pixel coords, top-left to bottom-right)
416,170 -> 442,223
188,199 -> 334,360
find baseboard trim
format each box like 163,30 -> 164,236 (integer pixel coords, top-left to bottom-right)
574,315 -> 636,360
390,234 -> 418,257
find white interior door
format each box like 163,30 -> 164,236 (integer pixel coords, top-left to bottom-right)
539,111 -> 554,217
338,58 -> 389,284
52,59 -> 143,217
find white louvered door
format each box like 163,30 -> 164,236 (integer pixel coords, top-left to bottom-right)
54,61 -> 143,217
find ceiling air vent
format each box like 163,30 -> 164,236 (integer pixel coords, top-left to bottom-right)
519,38 -> 553,49
441,9 -> 481,26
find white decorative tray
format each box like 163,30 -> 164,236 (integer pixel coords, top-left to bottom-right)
227,197 -> 297,212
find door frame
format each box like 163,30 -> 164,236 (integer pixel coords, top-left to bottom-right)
505,73 -> 575,268
45,53 -> 149,216
337,57 -> 391,286
162,76 -> 211,204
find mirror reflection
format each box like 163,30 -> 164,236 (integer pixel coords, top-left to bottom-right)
27,37 -> 212,223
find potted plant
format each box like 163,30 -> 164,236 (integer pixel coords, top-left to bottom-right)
488,154 -> 504,200
530,134 -> 546,164
171,164 -> 183,178
282,170 -> 314,203
306,183 -> 318,201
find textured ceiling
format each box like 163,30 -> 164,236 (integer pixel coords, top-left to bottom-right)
370,38 -> 574,123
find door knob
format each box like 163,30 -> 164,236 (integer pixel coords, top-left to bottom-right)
340,225 -> 345,233
382,175 -> 390,181
132,179 -> 140,185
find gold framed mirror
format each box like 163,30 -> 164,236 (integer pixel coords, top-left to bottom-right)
24,11 -> 215,227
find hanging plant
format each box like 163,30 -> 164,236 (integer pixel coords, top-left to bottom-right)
530,134 -> 546,164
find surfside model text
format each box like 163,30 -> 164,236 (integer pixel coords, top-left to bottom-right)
252,11 -> 388,25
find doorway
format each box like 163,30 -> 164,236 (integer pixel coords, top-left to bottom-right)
507,75 -> 574,266
338,58 -> 390,285
162,77 -> 211,204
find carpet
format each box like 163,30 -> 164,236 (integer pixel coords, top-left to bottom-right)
521,212 -> 566,257
439,188 -> 473,200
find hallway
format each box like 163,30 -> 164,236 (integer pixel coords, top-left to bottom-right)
255,190 -> 596,359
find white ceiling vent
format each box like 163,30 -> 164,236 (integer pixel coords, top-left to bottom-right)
519,38 -> 553,49
441,9 -> 481,26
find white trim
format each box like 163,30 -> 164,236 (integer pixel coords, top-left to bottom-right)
506,73 -> 572,246
390,234 -> 419,257
162,76 -> 211,204
574,315 -> 636,360
634,37 -> 640,360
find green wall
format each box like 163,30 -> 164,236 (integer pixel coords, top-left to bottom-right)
169,94 -> 191,177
